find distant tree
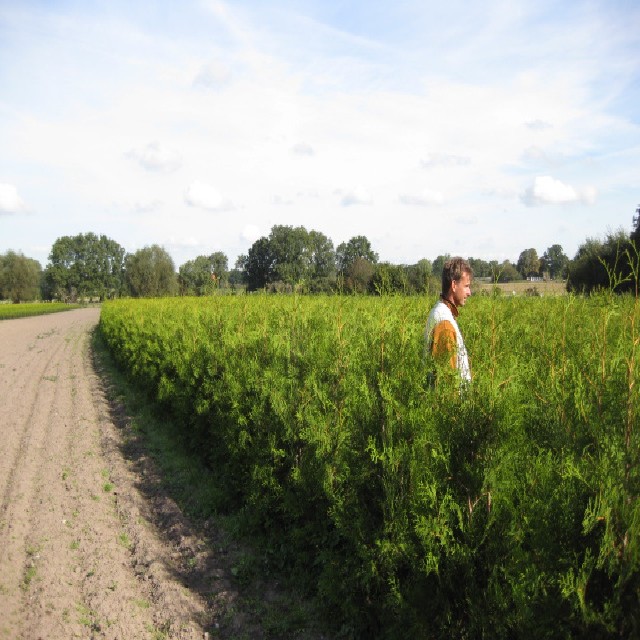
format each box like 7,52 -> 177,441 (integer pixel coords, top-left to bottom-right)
345,257 -> 375,293
467,257 -> 493,278
517,248 -> 541,278
125,245 -> 178,297
0,251 -> 42,302
178,252 -> 229,295
370,262 -> 408,295
244,237 -> 275,290
492,260 -> 521,283
632,204 -> 640,245
43,233 -> 126,301
540,244 -> 569,280
567,230 -> 634,293
567,237 -> 609,293
228,255 -> 247,288
406,259 -> 435,294
269,225 -> 313,285
308,230 -> 336,281
336,236 -> 378,274
243,226 -> 336,292
431,254 -> 451,283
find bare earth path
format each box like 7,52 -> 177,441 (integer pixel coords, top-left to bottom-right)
0,308 -> 241,639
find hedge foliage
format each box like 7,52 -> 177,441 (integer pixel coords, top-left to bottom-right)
99,293 -> 640,639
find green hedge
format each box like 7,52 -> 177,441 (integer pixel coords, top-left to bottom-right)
99,294 -> 640,639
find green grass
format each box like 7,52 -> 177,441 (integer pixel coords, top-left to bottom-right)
0,301 -> 82,320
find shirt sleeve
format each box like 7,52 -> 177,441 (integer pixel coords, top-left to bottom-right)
431,320 -> 457,369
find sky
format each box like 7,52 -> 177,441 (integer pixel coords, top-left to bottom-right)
1,0 -> 639,270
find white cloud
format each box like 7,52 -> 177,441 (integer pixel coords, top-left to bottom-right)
421,152 -> 471,168
272,194 -> 294,205
522,146 -> 557,165
185,181 -> 233,211
340,186 -> 372,206
127,142 -> 182,173
0,183 -> 27,214
525,119 -> 553,131
131,199 -> 163,213
455,215 -> 479,225
399,189 -> 444,206
291,142 -> 315,156
521,176 -> 597,207
193,60 -> 232,90
580,185 -> 598,205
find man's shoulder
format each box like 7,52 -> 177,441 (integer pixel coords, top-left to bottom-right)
427,300 -> 453,323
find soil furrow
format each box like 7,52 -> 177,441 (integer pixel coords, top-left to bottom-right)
0,309 -> 210,640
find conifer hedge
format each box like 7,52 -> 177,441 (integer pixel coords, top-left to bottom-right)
99,293 -> 640,638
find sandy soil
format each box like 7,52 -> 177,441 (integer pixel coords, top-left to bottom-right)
0,308 -> 259,640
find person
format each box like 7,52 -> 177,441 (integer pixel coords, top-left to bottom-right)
424,257 -> 472,385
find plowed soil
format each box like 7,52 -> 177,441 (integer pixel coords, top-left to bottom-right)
0,308 -> 265,640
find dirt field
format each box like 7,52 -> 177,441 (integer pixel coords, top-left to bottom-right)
473,279 -> 568,296
0,308 -> 259,640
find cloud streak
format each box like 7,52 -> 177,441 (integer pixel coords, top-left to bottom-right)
127,142 -> 182,173
399,190 -> 444,206
521,176 -> 597,207
184,181 -> 234,212
340,186 -> 372,207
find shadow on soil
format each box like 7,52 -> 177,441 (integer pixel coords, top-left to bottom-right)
90,328 -> 327,640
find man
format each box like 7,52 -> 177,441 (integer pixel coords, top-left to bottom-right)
424,257 -> 472,384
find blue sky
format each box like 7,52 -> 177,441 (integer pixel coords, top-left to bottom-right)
1,0 -> 639,269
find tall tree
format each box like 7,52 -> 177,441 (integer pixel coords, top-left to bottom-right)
345,257 -> 375,293
209,251 -> 229,284
269,225 -> 312,284
632,204 -> 640,245
567,230 -> 634,293
0,251 -> 42,302
540,244 -> 569,280
517,248 -> 541,278
43,233 -> 125,301
431,254 -> 451,282
370,262 -> 408,295
491,260 -> 521,283
178,252 -> 229,295
125,245 -> 178,297
243,226 -> 336,291
336,236 -> 378,274
244,237 -> 275,291
229,255 -> 247,287
308,230 -> 336,281
406,259 -> 434,293
467,257 -> 493,278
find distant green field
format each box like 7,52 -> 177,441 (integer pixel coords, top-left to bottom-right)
0,302 -> 82,320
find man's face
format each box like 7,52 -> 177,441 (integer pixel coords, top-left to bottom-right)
451,272 -> 472,307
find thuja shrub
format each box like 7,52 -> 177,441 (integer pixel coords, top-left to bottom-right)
99,293 -> 640,639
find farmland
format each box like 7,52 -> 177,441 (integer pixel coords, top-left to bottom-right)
473,278 -> 568,296
0,301 -> 81,320
99,293 -> 640,639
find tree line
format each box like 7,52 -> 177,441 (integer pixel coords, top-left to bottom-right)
1,206 -> 638,302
